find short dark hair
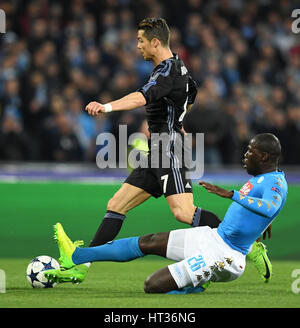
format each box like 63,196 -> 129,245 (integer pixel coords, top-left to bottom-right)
253,133 -> 281,162
138,18 -> 170,47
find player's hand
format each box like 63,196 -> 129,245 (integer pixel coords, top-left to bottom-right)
85,101 -> 105,116
263,224 -> 272,240
256,224 -> 272,242
198,181 -> 234,199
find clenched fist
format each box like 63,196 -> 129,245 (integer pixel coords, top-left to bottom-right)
85,101 -> 106,116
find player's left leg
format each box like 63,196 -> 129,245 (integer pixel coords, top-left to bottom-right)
166,192 -> 196,225
247,241 -> 272,282
160,166 -> 219,227
157,165 -> 196,225
166,192 -> 219,232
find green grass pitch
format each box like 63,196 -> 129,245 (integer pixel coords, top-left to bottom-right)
0,258 -> 299,308
0,181 -> 299,308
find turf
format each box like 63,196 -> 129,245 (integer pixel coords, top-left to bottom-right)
0,258 -> 299,308
0,181 -> 299,309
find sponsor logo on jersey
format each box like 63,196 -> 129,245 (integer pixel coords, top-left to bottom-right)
239,181 -> 253,195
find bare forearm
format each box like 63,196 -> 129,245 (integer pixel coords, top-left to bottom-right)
110,92 -> 146,111
85,92 -> 146,116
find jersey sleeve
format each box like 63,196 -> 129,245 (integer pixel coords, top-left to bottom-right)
231,180 -> 284,218
138,60 -> 175,104
187,75 -> 197,105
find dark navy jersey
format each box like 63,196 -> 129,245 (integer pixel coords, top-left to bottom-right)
138,54 -> 197,135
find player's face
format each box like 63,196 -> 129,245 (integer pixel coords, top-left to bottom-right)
243,139 -> 261,175
137,30 -> 154,61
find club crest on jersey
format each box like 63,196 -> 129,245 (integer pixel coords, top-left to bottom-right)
181,66 -> 188,75
257,176 -> 264,184
239,181 -> 253,195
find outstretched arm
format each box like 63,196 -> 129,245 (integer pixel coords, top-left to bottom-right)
230,189 -> 282,218
85,91 -> 146,116
199,180 -> 283,219
198,181 -> 233,198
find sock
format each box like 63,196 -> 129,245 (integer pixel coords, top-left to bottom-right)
81,211 -> 126,269
191,208 -> 221,228
191,207 -> 201,227
199,209 -> 221,228
72,237 -> 144,265
89,211 -> 126,247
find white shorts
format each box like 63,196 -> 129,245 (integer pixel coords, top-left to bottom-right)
167,226 -> 246,288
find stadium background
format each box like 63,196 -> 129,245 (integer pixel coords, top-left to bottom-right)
0,0 -> 299,262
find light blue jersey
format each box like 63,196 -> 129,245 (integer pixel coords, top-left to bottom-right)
217,170 -> 288,255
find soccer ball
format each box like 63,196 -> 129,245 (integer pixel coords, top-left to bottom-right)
26,255 -> 60,288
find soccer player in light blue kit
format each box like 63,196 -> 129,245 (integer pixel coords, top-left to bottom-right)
45,133 -> 287,293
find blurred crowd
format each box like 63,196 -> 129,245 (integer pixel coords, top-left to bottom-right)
0,0 -> 300,165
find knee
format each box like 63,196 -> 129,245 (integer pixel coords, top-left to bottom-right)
138,234 -> 155,252
144,274 -> 159,293
139,234 -> 161,255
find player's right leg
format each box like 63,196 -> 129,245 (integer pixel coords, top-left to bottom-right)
45,222 -> 146,283
47,183 -> 152,284
45,223 -> 209,293
89,183 -> 151,247
45,225 -> 170,284
44,224 -> 190,292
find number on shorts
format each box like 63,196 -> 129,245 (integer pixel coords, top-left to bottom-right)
187,255 -> 206,272
161,174 -> 169,194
